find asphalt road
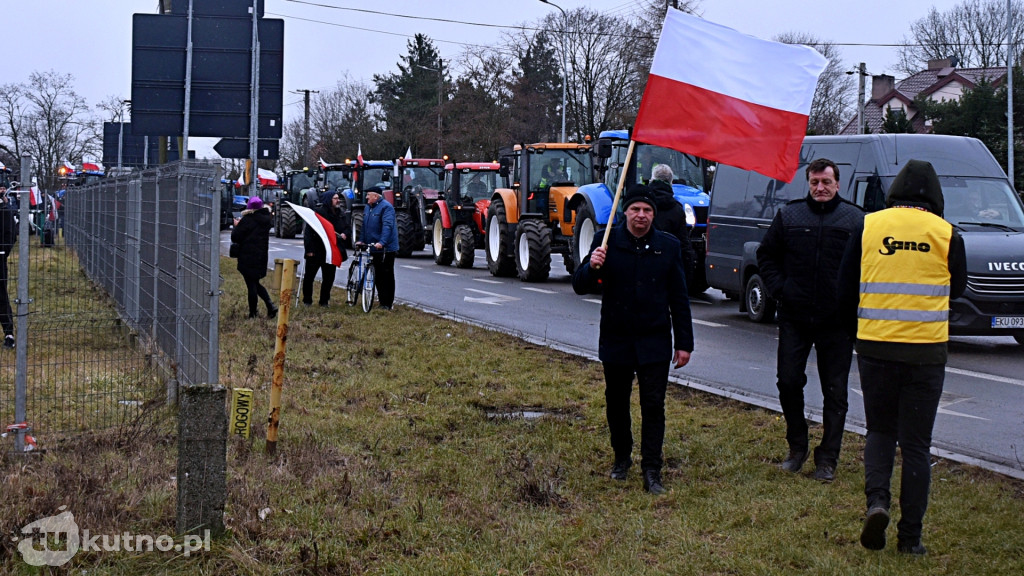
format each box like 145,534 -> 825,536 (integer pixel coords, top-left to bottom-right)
225,232 -> 1024,480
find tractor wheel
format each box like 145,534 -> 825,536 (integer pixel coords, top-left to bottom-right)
396,211 -> 419,257
515,219 -> 551,282
351,211 -> 364,247
454,224 -> 475,269
486,198 -> 516,277
278,204 -> 298,239
571,202 -> 598,271
432,215 -> 454,265
745,273 -> 777,323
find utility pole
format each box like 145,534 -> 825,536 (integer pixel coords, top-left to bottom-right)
291,89 -> 318,168
857,62 -> 866,134
1008,0 -> 1014,185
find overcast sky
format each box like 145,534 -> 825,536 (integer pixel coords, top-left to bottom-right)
9,0 -> 964,159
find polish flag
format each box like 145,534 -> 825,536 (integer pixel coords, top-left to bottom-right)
633,9 -> 827,182
356,143 -> 364,166
287,201 -> 344,266
404,147 -> 413,160
257,168 -> 278,187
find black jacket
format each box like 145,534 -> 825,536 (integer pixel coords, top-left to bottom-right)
649,179 -> 696,278
303,198 -> 349,262
572,223 -> 694,365
756,194 -> 864,324
0,200 -> 16,256
231,207 -> 273,279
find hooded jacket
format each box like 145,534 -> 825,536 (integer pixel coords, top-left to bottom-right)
838,159 -> 967,364
648,179 -> 697,279
231,206 -> 273,279
756,192 -> 864,324
304,191 -> 349,262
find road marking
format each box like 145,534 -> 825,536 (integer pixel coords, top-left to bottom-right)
464,288 -> 519,306
434,271 -> 459,277
401,265 -> 423,270
946,367 -> 1024,388
851,388 -> 989,421
693,319 -> 726,327
583,298 -> 601,304
474,278 -> 503,284
521,287 -> 556,294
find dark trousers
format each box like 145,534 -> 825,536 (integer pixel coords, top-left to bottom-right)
603,362 -> 669,471
242,273 -> 273,317
372,252 -> 396,307
302,258 -> 336,305
0,255 -> 12,336
776,320 -> 852,466
859,355 -> 944,545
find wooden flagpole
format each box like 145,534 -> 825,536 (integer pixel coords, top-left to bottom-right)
595,139 -> 636,267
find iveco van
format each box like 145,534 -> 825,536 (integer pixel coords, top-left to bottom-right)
705,134 -> 1024,345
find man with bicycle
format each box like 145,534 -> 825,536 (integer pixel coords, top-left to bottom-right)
361,189 -> 398,310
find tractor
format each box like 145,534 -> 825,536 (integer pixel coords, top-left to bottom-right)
342,160 -> 395,244
431,161 -> 500,268
273,167 -> 317,238
574,130 -> 712,294
486,142 -> 595,281
391,157 -> 445,256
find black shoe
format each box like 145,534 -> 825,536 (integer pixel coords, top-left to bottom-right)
379,305 -> 392,311
247,311 -> 258,319
609,459 -> 631,481
860,507 -> 890,551
3,335 -> 14,349
642,469 -> 666,495
897,540 -> 927,555
813,463 -> 836,483
780,450 -> 808,473
319,302 -> 329,308
267,305 -> 278,319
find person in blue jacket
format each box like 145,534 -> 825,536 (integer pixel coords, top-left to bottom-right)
572,185 -> 695,495
361,189 -> 399,310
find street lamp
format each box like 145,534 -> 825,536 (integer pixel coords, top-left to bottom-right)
540,0 -> 568,143
415,62 -> 443,157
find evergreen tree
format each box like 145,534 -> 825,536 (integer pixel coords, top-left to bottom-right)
880,106 -> 915,133
372,35 -> 446,159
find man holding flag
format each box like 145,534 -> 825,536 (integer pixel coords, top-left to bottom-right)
301,191 -> 348,307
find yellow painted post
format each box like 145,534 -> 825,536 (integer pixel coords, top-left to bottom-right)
266,258 -> 297,455
268,258 -> 284,292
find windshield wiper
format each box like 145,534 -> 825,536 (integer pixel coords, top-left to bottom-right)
956,221 -> 1019,232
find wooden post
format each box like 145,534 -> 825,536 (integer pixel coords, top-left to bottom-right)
595,139 -> 636,267
266,258 -> 297,455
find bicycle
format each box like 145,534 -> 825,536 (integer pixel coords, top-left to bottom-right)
346,243 -> 376,312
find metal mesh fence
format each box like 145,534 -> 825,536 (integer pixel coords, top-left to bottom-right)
0,161 -> 221,445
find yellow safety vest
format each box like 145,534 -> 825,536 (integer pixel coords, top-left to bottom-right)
858,207 -> 953,344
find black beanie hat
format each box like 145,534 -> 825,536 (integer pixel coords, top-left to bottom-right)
622,185 -> 657,215
886,159 -> 944,217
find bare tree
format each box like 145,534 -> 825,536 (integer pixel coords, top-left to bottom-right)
305,75 -> 381,164
897,0 -> 1024,75
775,32 -> 854,135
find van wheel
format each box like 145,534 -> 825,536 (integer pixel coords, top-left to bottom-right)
745,273 -> 776,323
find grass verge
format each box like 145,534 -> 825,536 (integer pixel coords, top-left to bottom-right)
1,257 -> 1022,574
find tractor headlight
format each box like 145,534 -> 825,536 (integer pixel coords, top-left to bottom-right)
683,203 -> 696,226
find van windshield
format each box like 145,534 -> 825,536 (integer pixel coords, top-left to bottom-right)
929,177 -> 1024,229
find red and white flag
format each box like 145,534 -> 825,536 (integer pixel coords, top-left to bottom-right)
257,168 -> 278,187
633,9 -> 827,182
287,201 -> 344,266
356,143 -> 364,166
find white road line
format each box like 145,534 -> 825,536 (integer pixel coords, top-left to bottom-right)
465,288 -> 516,298
693,319 -> 726,327
583,298 -> 601,304
851,388 -> 989,421
433,271 -> 459,277
474,278 -> 503,284
521,287 -> 556,294
400,265 -> 423,270
946,367 -> 1024,388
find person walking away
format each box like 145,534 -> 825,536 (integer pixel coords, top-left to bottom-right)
361,189 -> 398,310
0,186 -> 17,348
302,191 -> 348,307
839,159 -> 966,555
648,164 -> 697,291
231,197 -> 277,319
755,158 -> 864,482
572,185 -> 694,495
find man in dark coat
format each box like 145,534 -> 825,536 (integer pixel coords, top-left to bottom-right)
231,197 -> 277,318
649,164 -> 696,290
756,158 -> 864,482
572,185 -> 695,495
0,186 -> 17,348
303,191 -> 348,307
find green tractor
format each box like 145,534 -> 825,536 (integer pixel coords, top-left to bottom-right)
274,167 -> 318,238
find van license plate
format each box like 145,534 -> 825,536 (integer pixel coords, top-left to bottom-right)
991,316 -> 1024,328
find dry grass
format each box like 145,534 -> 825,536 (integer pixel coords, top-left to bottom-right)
1,257 -> 1022,574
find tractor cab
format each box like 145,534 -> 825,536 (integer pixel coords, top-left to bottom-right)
430,161 -> 501,268
391,157 -> 445,256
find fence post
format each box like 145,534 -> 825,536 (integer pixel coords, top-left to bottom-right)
176,383 -> 226,537
265,258 -> 297,455
12,154 -> 32,453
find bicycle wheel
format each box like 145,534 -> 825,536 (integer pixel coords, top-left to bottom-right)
346,260 -> 359,306
361,263 -> 376,313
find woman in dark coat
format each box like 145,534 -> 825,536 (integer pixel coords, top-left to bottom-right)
231,196 -> 278,318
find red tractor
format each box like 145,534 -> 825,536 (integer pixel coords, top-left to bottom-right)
431,162 -> 501,268
391,157 -> 445,256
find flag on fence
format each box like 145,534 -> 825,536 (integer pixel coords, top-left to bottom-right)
287,201 -> 344,266
633,8 -> 827,182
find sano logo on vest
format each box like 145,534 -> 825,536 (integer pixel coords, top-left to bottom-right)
878,236 -> 931,256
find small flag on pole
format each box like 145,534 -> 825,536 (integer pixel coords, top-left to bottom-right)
633,8 -> 827,182
404,147 -> 413,160
356,143 -> 364,166
287,202 -> 344,266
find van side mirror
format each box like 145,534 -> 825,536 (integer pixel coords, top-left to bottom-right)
594,139 -> 612,159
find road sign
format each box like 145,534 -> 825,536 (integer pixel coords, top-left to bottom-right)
213,138 -> 279,159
